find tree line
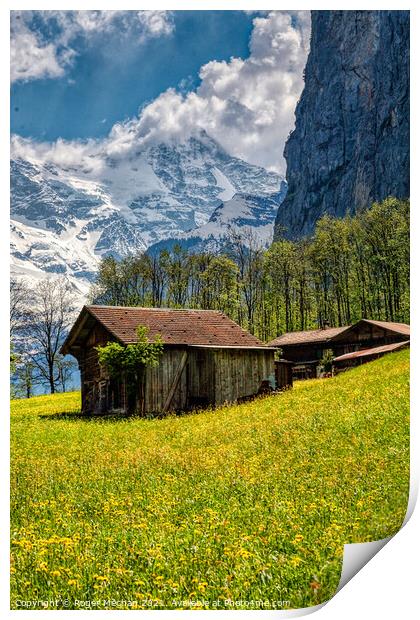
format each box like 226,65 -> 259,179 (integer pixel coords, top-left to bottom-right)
92,197 -> 410,341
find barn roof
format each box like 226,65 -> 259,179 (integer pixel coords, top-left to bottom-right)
329,319 -> 410,342
333,340 -> 410,363
268,325 -> 349,347
61,305 -> 269,354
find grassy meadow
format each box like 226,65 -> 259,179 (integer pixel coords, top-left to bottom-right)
10,350 -> 410,610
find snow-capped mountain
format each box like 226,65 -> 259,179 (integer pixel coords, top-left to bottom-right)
11,131 -> 283,297
149,185 -> 287,254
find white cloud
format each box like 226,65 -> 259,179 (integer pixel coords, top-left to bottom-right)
10,10 -> 174,84
136,11 -> 174,39
10,15 -> 69,82
11,11 -> 310,173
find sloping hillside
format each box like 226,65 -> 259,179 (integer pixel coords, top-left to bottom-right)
11,350 -> 409,609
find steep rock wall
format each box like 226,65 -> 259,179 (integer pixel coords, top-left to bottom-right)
274,10 -> 409,239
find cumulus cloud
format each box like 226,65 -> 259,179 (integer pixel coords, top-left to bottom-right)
109,11 -> 310,172
10,10 -> 174,83
136,11 -> 175,39
11,11 -> 310,173
10,14 -> 69,82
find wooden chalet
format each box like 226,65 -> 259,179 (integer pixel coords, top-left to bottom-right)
61,305 -> 276,415
268,319 -> 410,379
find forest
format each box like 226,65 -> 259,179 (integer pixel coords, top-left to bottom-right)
91,197 -> 410,341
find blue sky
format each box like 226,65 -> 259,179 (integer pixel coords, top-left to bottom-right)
10,10 -> 310,173
11,11 -> 254,142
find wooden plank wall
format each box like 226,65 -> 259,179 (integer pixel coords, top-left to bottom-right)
213,349 -> 275,406
187,349 -> 215,408
145,347 -> 274,412
80,339 -> 275,415
144,347 -> 188,413
274,361 -> 293,389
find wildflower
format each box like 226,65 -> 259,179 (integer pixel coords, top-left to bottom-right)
290,555 -> 303,568
238,548 -> 252,559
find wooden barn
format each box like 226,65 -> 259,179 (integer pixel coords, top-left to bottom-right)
61,305 -> 276,415
268,319 -> 410,379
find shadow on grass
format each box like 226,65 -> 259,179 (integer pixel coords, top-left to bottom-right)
39,390 -> 288,424
39,409 -> 210,423
39,411 -> 138,423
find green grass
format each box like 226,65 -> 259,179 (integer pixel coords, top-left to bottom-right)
10,350 -> 410,610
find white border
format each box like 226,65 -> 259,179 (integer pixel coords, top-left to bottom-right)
1,2 -> 418,618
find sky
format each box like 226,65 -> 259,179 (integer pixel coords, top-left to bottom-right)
10,10 -> 311,174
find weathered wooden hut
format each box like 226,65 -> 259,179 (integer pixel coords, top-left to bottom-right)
61,305 -> 276,415
268,319 -> 410,379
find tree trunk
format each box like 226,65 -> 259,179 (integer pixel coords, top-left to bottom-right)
49,363 -> 55,394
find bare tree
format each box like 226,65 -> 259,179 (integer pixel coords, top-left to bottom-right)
225,227 -> 265,334
10,277 -> 29,337
25,278 -> 76,394
55,355 -> 77,392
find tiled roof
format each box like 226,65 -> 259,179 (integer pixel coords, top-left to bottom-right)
329,319 -> 410,342
333,340 -> 410,362
268,326 -> 349,347
356,319 -> 410,337
66,305 -> 268,349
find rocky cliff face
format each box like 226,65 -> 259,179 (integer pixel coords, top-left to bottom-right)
274,10 -> 409,239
